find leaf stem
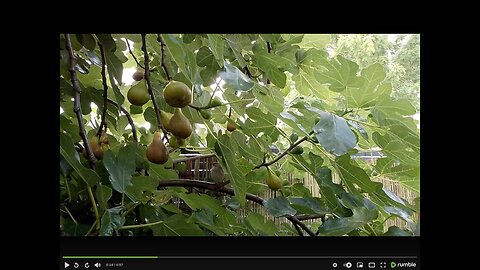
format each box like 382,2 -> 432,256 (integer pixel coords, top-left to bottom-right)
64,177 -> 72,203
86,185 -> 100,230
117,220 -> 164,230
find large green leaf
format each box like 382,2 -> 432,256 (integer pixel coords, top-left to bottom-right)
243,107 -> 280,142
59,132 -> 100,186
196,46 -> 217,68
214,134 -> 248,206
176,193 -> 225,215
333,155 -> 383,194
102,145 -> 136,195
151,214 -> 204,236
382,226 -> 413,236
372,98 -> 416,122
288,197 -> 329,215
251,51 -> 297,88
104,51 -> 123,86
312,111 -> 357,156
99,206 -> 125,236
96,183 -> 112,210
230,131 -> 262,164
245,212 -> 278,236
314,167 -> 351,216
125,176 -> 159,203
317,207 -> 378,236
219,62 -> 254,91
346,63 -> 387,108
314,55 -> 365,92
206,34 -> 225,67
252,84 -> 284,114
149,163 -> 178,180
299,34 -> 331,49
373,132 -> 420,167
224,34 -> 249,67
161,34 -> 191,83
264,197 -> 297,217
278,112 -> 310,137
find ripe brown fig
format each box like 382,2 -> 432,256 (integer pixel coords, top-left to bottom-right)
168,108 -> 193,139
160,111 -> 173,132
266,168 -> 282,191
127,80 -> 150,106
163,81 -> 192,108
99,131 -> 109,144
146,131 -> 169,164
132,69 -> 144,81
227,122 -> 236,132
83,136 -> 109,160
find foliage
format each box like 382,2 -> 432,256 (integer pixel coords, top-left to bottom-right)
60,33 -> 420,236
328,34 -> 420,110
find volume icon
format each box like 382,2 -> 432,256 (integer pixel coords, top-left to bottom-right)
94,262 -> 101,268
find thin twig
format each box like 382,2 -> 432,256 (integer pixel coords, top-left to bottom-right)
253,132 -> 313,170
156,179 -> 316,236
106,99 -> 138,142
64,34 -> 96,169
295,214 -> 326,221
97,42 -> 108,138
141,34 -> 169,140
125,38 -> 145,69
156,34 -> 172,80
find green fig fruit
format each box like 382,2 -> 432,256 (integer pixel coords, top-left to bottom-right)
146,131 -> 169,164
209,97 -> 223,107
169,136 -> 186,148
227,122 -> 236,132
127,80 -> 150,106
174,161 -> 187,174
160,111 -> 173,132
290,133 -> 298,142
200,109 -> 212,120
168,108 -> 193,139
163,81 -> 192,108
132,69 -> 144,81
266,168 -> 282,191
290,145 -> 304,155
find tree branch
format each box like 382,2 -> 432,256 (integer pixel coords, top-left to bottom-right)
125,38 -> 145,69
106,99 -> 138,142
64,33 -> 96,169
97,42 -> 108,138
253,132 -> 313,170
156,34 -> 172,81
266,41 -> 272,84
156,179 -> 316,236
292,222 -> 304,236
141,34 -> 169,139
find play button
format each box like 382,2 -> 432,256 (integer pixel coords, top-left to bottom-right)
64,262 -> 70,268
